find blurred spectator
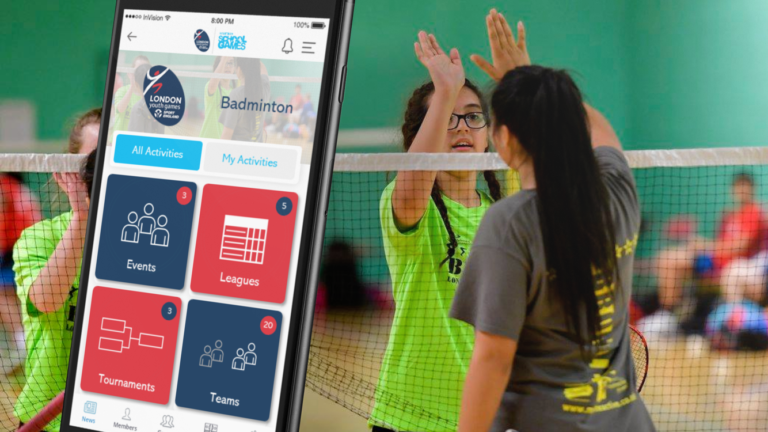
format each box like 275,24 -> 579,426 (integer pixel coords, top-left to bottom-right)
299,92 -> 316,126
0,173 -> 42,365
720,251 -> 768,306
319,240 -> 367,310
12,109 -> 99,430
113,55 -> 150,132
656,173 -> 766,310
290,84 -> 305,109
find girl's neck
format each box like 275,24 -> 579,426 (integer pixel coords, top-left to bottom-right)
436,171 -> 481,207
518,160 -> 536,190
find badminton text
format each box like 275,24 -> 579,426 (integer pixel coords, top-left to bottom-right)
221,96 -> 294,114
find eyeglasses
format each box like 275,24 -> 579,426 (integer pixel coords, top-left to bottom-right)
448,112 -> 489,130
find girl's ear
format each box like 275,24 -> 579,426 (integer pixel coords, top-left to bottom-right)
494,125 -> 511,154
495,125 -> 523,167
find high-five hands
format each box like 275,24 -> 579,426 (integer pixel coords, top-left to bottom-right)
414,31 -> 465,97
471,9 -> 530,82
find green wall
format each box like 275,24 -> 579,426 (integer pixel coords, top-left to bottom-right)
342,0 -> 630,142
3,0 -> 631,145
5,0 -> 768,149
1,0 -> 114,140
626,0 -> 768,149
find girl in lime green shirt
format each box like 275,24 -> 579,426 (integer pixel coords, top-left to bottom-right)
370,32 -> 502,432
14,117 -> 98,430
199,56 -> 235,139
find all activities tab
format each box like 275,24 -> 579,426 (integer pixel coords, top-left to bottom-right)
114,133 -> 203,171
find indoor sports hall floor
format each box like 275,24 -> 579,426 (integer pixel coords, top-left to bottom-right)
3,312 -> 768,430
299,311 -> 768,432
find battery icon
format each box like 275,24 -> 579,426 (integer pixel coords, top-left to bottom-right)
312,22 -> 326,29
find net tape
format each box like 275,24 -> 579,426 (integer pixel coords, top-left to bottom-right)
5,146 -> 768,173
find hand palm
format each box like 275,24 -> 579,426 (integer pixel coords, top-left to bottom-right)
472,10 -> 531,82
421,54 -> 464,89
414,31 -> 465,94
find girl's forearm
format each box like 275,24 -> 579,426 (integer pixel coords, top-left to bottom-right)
28,213 -> 88,313
459,332 -> 516,432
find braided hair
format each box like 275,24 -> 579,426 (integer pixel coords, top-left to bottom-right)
401,80 -> 503,265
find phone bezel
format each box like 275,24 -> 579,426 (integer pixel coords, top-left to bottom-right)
60,0 -> 347,430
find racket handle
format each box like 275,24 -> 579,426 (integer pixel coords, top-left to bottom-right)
17,392 -> 65,432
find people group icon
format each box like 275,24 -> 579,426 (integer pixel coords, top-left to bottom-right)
232,343 -> 257,371
121,203 -> 170,246
199,340 -> 225,368
122,408 -> 131,421
198,340 -> 257,371
160,415 -> 175,428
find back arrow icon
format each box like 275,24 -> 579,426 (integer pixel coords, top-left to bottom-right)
127,32 -> 137,41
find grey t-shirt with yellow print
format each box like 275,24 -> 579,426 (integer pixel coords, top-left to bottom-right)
451,146 -> 655,432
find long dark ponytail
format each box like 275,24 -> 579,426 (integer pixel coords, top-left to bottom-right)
491,66 -> 618,348
235,57 -> 264,136
401,80 -> 503,265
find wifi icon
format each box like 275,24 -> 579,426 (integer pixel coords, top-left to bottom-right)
165,15 -> 171,21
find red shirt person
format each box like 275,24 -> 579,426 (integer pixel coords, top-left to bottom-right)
711,173 -> 766,272
0,174 -> 42,259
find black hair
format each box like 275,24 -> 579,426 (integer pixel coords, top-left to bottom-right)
491,66 -> 618,348
733,172 -> 755,187
322,240 -> 367,309
81,149 -> 97,199
235,57 -> 264,134
401,80 -> 503,266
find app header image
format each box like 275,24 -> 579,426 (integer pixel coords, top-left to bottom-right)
109,51 -> 323,163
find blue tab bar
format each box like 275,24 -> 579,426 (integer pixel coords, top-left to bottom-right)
114,134 -> 202,171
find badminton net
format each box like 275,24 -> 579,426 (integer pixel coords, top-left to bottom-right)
1,149 -> 768,431
310,147 -> 768,432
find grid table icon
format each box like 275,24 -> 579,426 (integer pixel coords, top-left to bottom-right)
220,215 -> 269,264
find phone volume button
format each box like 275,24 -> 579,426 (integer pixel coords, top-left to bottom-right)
339,65 -> 347,103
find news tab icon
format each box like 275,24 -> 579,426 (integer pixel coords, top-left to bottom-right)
84,401 -> 97,414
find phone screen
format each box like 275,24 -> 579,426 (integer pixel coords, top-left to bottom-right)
65,8 -> 335,431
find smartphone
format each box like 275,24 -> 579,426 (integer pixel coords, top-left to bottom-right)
60,0 -> 352,430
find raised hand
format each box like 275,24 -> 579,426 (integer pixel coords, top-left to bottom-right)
53,172 -> 89,215
414,31 -> 465,96
471,9 -> 530,82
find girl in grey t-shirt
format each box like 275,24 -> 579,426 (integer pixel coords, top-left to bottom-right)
219,57 -> 271,143
450,11 -> 655,432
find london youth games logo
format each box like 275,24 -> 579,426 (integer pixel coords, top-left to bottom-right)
218,32 -> 247,50
143,66 -> 185,127
194,29 -> 210,52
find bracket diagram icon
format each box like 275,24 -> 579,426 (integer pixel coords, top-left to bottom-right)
99,317 -> 164,353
